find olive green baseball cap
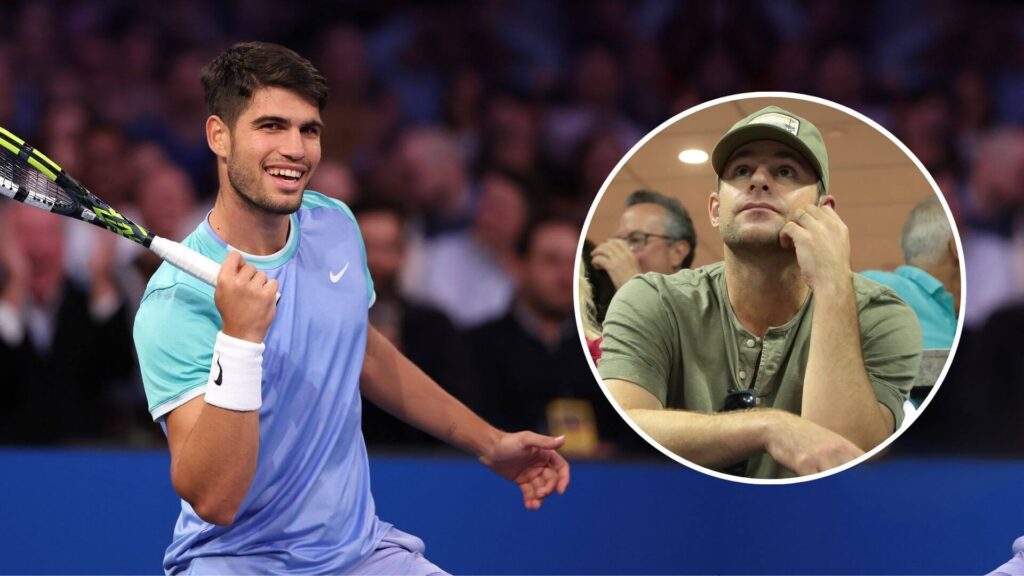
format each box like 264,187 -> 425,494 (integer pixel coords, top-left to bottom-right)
711,105 -> 829,193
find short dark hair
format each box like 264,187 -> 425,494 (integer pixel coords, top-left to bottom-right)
625,189 -> 697,269
517,215 -> 580,258
202,42 -> 329,129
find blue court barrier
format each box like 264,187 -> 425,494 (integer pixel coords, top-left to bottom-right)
0,449 -> 1018,574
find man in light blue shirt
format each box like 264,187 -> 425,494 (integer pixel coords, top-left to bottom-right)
862,196 -> 960,349
133,42 -> 569,575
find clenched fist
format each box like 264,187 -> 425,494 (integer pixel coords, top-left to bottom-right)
216,251 -> 279,343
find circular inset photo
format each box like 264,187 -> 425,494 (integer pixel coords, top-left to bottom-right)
576,92 -> 964,483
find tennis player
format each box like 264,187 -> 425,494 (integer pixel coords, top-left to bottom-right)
133,42 -> 569,574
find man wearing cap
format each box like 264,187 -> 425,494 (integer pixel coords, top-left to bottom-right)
598,105 -> 922,478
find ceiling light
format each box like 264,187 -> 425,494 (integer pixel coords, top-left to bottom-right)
678,149 -> 708,164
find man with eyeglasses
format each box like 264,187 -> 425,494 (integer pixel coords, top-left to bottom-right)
597,105 -> 922,479
591,190 -> 696,291
588,190 -> 695,323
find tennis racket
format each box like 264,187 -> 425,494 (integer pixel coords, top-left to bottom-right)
0,126 -> 221,287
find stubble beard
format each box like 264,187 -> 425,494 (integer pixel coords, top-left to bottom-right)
226,157 -> 303,216
719,215 -> 789,259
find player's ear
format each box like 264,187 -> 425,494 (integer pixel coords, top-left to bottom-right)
708,191 -> 721,228
207,115 -> 231,159
818,194 -> 836,209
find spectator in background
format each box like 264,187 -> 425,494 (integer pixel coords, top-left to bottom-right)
0,204 -> 137,444
575,128 -> 627,203
392,126 -> 475,236
543,45 -> 642,172
128,49 -> 215,197
470,217 -> 635,457
38,100 -> 90,177
403,167 -> 530,328
64,124 -> 143,290
962,129 -> 1024,327
355,201 -> 471,447
599,106 -> 921,478
481,89 -> 541,182
588,189 -> 696,321
309,158 -> 360,205
863,196 -> 960,349
125,163 -> 201,305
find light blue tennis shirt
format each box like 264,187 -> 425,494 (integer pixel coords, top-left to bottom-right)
134,191 -> 392,574
861,266 -> 957,349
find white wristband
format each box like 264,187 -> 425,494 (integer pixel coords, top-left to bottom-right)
203,331 -> 265,412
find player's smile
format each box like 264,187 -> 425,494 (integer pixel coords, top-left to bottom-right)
263,162 -> 309,192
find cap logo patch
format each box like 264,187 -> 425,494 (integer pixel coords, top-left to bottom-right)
748,112 -> 800,135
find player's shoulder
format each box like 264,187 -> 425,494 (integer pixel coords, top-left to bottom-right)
301,190 -> 357,223
139,227 -> 216,315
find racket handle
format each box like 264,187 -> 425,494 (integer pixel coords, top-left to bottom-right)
149,236 -> 282,301
150,236 -> 220,286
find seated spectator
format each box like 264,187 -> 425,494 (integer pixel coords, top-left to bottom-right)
309,158 -> 360,205
354,202 -> 471,448
403,167 -> 530,328
588,189 -> 696,322
122,163 -> 202,310
0,204 -> 136,444
862,196 -> 960,349
599,106 -> 922,478
469,217 -> 640,457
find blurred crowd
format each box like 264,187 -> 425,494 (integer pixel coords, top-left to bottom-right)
1,0 -> 1023,456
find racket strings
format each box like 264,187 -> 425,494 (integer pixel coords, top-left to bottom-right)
0,146 -> 76,211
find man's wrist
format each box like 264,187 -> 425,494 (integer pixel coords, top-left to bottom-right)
810,271 -> 853,301
751,409 -> 786,452
221,324 -> 267,344
474,426 -> 505,461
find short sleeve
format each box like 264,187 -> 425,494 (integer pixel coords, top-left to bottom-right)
859,290 -> 923,428
597,276 -> 678,406
303,191 -> 376,308
134,282 -> 221,421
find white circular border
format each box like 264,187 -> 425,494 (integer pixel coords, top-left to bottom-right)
573,90 -> 967,485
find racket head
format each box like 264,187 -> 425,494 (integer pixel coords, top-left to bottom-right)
0,126 -> 153,246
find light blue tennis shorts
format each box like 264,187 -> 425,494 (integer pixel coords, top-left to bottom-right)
348,526 -> 448,575
989,535 -> 1024,576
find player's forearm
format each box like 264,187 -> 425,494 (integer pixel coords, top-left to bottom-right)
802,281 -> 890,450
171,405 -> 259,526
361,327 -> 501,457
626,407 -> 777,470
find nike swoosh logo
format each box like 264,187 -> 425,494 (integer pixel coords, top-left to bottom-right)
329,262 -> 350,284
214,358 -> 223,386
